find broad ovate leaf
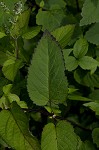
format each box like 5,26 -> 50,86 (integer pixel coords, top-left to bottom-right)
92,128 -> 99,148
27,31 -> 68,106
73,38 -> 88,59
0,102 -> 40,150
41,121 -> 80,150
52,25 -> 75,49
80,0 -> 99,26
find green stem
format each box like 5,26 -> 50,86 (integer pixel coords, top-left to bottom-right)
15,38 -> 18,59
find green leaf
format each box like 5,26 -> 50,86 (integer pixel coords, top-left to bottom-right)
73,38 -> 88,58
0,51 -> 8,65
92,128 -> 99,148
0,32 -> 6,38
27,32 -> 68,106
89,90 -> 99,101
85,23 -> 99,45
80,0 -> 99,26
78,56 -> 98,70
79,141 -> 96,150
2,59 -> 22,81
68,95 -> 92,101
0,102 -> 40,150
64,56 -> 78,71
52,25 -> 75,49
22,26 -> 41,39
36,9 -> 65,32
83,102 -> 99,115
3,84 -> 12,95
63,49 -> 73,59
41,121 -> 80,150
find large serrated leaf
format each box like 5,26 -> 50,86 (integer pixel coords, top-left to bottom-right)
52,25 -> 75,49
80,0 -> 99,26
0,102 -> 40,150
41,121 -> 80,150
27,31 -> 68,106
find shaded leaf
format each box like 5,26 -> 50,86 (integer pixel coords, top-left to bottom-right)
92,128 -> 99,148
0,102 -> 40,150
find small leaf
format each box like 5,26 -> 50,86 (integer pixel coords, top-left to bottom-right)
68,95 -> 92,101
80,0 -> 99,26
85,23 -> 99,45
2,59 -> 22,81
41,121 -> 80,150
92,128 -> 99,148
0,102 -> 40,150
0,32 -> 6,38
22,26 -> 41,39
27,31 -> 68,106
52,25 -> 75,48
79,56 -> 98,70
83,102 -> 99,115
3,84 -> 12,95
73,38 -> 88,58
64,56 -> 78,71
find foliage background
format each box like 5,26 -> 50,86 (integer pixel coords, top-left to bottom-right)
0,0 -> 99,149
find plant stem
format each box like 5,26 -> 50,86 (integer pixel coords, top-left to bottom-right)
15,38 -> 18,59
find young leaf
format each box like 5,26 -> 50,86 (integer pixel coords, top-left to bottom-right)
83,102 -> 99,115
41,121 -> 80,150
2,59 -> 22,81
0,102 -> 40,150
27,31 -> 68,106
64,56 -> 78,71
80,0 -> 99,26
0,32 -> 6,38
92,128 -> 99,148
73,38 -> 88,59
85,23 -> 99,45
36,9 -> 65,32
78,56 -> 98,70
52,25 -> 75,49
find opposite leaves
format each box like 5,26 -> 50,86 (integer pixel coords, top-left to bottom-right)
27,31 -> 68,106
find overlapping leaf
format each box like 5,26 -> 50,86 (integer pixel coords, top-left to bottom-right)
27,31 -> 68,106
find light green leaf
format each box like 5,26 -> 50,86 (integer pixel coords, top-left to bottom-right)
68,95 -> 92,101
92,128 -> 99,148
80,0 -> 99,26
0,32 -> 6,38
41,121 -> 80,150
22,26 -> 41,39
36,9 -> 65,32
79,56 -> 98,70
85,23 -> 99,45
0,102 -> 40,150
64,56 -> 78,71
27,31 -> 68,106
3,84 -> 12,95
83,102 -> 99,115
52,25 -> 75,49
63,49 -> 73,59
2,59 -> 22,81
73,38 -> 88,58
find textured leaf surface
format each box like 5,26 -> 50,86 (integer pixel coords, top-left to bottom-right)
27,32 -> 68,106
64,56 -> 78,71
83,102 -> 99,115
36,9 -> 65,32
80,0 -> 99,26
92,128 -> 99,148
73,38 -> 88,58
85,23 -> 99,45
78,56 -> 98,70
52,25 -> 75,49
0,102 -> 40,150
41,121 -> 79,150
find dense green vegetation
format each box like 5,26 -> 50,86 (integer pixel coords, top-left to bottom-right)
0,0 -> 99,149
